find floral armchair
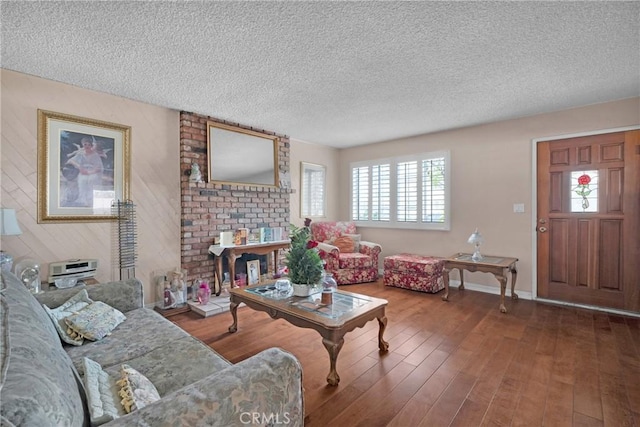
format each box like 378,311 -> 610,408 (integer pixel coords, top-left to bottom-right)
310,221 -> 382,285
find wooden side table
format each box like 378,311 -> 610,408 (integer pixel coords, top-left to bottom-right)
442,253 -> 518,313
208,240 -> 290,294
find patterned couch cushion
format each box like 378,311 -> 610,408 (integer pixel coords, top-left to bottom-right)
338,252 -> 373,269
0,271 -> 86,426
103,336 -> 231,396
65,307 -> 193,375
310,221 -> 357,243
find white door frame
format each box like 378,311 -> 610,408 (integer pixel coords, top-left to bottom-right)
530,125 -> 640,316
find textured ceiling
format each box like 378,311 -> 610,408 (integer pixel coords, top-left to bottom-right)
1,1 -> 639,148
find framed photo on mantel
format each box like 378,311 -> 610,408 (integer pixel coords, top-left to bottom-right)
37,110 -> 131,223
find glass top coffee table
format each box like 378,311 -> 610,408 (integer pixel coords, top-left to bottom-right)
228,284 -> 389,386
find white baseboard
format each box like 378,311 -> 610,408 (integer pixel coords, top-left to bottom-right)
378,272 -> 639,317
377,270 -> 532,300
446,280 -> 533,301
450,281 -> 639,318
534,298 -> 640,318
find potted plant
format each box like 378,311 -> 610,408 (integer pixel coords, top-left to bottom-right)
286,219 -> 324,296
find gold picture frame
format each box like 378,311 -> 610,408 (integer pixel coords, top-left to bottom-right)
207,121 -> 279,187
37,110 -> 131,223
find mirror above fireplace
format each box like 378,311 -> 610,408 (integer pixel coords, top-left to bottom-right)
207,121 -> 279,187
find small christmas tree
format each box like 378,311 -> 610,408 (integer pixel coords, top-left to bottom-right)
286,222 -> 323,285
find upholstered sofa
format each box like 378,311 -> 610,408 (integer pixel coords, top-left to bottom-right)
0,271 -> 304,426
310,221 -> 381,285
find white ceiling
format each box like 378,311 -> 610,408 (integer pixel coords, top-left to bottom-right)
1,1 -> 638,148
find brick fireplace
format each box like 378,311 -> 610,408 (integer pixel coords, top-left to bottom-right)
179,111 -> 291,286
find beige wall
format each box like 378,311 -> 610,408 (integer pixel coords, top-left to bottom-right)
2,69 -> 637,301
1,70 -> 181,303
338,98 -> 640,295
289,138 -> 340,226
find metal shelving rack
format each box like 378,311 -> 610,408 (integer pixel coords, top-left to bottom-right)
112,200 -> 137,280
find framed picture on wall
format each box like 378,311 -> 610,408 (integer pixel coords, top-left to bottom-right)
247,260 -> 260,285
37,110 -> 131,223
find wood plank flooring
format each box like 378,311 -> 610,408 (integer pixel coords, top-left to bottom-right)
171,279 -> 640,426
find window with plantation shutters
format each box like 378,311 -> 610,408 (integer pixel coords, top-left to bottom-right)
301,162 -> 326,217
397,161 -> 418,222
371,164 -> 390,221
351,165 -> 369,221
350,151 -> 450,230
422,157 -> 446,223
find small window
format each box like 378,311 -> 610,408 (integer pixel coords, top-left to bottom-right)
301,162 -> 326,217
571,170 -> 598,213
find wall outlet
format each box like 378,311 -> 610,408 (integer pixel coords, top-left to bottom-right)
513,203 -> 525,213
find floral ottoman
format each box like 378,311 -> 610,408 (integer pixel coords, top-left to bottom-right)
383,253 -> 445,293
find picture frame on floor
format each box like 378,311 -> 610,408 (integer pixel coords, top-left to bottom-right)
247,260 -> 260,286
37,109 -> 131,223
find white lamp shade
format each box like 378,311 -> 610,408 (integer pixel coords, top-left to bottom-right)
467,228 -> 483,244
1,209 -> 23,236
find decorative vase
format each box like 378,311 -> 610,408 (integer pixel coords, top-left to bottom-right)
292,283 -> 320,297
321,273 -> 337,304
197,282 -> 211,305
322,273 -> 337,293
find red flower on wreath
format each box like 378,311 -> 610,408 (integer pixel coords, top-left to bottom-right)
577,174 -> 591,185
306,240 -> 319,249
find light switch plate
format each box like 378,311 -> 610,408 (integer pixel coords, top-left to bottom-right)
513,203 -> 525,213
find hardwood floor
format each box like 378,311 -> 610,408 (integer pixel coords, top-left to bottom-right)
171,279 -> 640,426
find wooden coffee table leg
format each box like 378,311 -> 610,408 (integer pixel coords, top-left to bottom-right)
322,337 -> 344,386
378,316 -> 389,352
228,300 -> 240,333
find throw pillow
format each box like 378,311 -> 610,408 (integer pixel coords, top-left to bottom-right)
116,364 -> 161,413
334,235 -> 355,253
82,357 -> 121,426
42,289 -> 93,346
343,233 -> 361,252
64,301 -> 126,342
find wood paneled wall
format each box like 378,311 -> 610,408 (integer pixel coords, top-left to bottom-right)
0,70 -> 181,304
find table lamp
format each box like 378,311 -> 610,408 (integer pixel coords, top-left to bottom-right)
467,228 -> 483,262
1,208 -> 23,272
